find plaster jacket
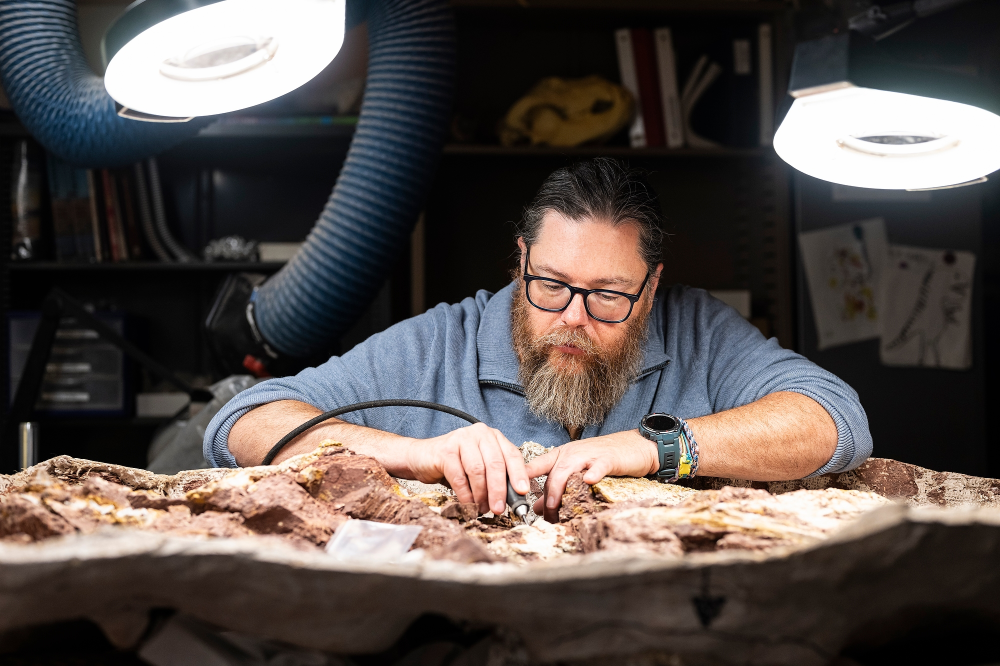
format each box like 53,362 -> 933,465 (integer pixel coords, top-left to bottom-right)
204,283 -> 872,476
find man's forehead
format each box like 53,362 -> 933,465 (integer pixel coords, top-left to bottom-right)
531,214 -> 646,286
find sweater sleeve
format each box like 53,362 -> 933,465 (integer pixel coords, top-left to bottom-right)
679,287 -> 872,476
202,301 -> 463,468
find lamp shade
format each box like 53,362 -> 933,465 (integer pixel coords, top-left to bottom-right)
774,33 -> 1000,190
103,0 -> 346,120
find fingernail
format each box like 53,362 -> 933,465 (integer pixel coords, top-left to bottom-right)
546,496 -> 558,509
516,482 -> 529,494
493,501 -> 505,514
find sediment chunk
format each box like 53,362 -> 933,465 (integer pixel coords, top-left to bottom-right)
0,452 -> 935,565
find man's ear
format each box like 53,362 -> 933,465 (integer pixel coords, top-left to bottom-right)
517,237 -> 527,269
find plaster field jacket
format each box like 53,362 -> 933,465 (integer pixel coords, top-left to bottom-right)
204,283 -> 873,475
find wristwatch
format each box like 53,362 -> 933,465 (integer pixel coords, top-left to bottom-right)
639,413 -> 693,482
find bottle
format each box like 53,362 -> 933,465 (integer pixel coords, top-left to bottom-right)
11,139 -> 42,260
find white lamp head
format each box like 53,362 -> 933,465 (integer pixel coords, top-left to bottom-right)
102,0 -> 346,122
773,33 -> 1000,190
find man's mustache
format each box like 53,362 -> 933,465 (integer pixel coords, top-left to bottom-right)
535,328 -> 601,356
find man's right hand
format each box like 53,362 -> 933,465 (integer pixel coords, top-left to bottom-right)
404,423 -> 530,516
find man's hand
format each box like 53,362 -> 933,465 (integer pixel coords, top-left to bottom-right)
405,423 -> 531,516
524,430 -> 657,523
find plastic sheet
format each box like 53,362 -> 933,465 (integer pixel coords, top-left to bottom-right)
325,520 -> 422,564
146,375 -> 259,474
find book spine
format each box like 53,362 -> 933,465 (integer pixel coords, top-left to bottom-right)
631,28 -> 665,147
758,23 -> 774,147
85,170 -> 104,263
614,28 -> 646,149
118,171 -> 143,260
101,169 -> 123,262
654,27 -> 684,149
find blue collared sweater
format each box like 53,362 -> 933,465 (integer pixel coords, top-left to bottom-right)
204,283 -> 872,475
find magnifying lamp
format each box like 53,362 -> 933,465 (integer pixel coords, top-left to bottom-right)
773,30 -> 1000,191
102,0 -> 346,122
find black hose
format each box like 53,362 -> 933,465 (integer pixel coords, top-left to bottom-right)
262,399 -> 479,464
261,399 -> 529,518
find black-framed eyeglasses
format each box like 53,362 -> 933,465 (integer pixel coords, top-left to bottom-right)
522,246 -> 650,324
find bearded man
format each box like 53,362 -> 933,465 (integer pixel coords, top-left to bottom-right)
206,158 -> 871,523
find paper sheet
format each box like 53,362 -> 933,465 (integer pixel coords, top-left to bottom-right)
880,246 -> 975,369
799,218 -> 888,350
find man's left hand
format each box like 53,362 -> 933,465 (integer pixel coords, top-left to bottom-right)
524,430 -> 658,523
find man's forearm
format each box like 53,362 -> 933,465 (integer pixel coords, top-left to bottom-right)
689,391 -> 838,481
228,400 -> 415,470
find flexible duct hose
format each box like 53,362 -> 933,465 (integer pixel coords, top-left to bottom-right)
133,161 -> 172,262
253,0 -> 455,358
0,0 -> 454,361
0,0 -> 206,166
147,157 -> 195,261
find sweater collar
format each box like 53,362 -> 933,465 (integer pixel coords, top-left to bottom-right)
477,282 -> 671,388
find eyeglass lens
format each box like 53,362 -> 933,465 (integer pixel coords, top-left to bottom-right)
526,280 -> 632,322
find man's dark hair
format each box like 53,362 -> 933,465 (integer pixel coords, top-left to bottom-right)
516,158 -> 665,274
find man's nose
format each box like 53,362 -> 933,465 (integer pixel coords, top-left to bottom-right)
560,293 -> 589,327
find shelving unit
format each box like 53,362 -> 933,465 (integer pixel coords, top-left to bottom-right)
7,261 -> 287,273
2,0 -> 794,471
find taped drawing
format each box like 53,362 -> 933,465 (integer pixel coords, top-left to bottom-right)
880,246 -> 975,369
799,218 -> 888,350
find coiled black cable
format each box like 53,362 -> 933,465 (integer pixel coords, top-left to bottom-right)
261,399 -> 529,519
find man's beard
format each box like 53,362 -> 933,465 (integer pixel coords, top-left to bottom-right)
511,281 -> 650,430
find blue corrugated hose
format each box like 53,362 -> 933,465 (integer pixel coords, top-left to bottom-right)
255,0 -> 454,358
0,0 -> 455,359
0,0 -> 208,166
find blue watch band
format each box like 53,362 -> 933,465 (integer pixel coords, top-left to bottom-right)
652,432 -> 681,480
639,413 -> 683,481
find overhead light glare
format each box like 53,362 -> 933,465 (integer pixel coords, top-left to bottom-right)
774,86 -> 1000,190
104,0 -> 346,120
160,35 -> 278,82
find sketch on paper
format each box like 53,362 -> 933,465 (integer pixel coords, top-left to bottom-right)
799,218 -> 888,350
880,246 -> 975,369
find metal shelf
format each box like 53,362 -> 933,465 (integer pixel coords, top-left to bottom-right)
450,0 -> 789,12
442,144 -> 776,157
7,261 -> 286,272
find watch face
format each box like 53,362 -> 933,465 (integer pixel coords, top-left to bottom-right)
643,413 -> 679,433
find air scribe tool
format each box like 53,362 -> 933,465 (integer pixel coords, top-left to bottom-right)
507,481 -> 530,524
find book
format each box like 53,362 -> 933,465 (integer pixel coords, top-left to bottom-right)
653,28 -> 684,149
101,169 -> 126,262
631,28 -> 665,147
46,155 -> 77,261
680,55 -> 723,149
758,23 -> 774,147
85,170 -> 105,263
614,28 -> 646,149
117,170 -> 143,260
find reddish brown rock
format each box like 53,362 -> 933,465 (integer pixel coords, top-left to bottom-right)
557,472 -> 604,522
0,494 -> 76,541
298,451 -> 398,503
688,457 -> 1000,509
440,502 -> 479,523
189,475 -> 345,546
336,485 -> 493,562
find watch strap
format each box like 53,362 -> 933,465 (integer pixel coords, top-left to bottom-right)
642,414 -> 699,483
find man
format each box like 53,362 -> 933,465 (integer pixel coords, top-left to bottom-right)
205,158 -> 871,523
